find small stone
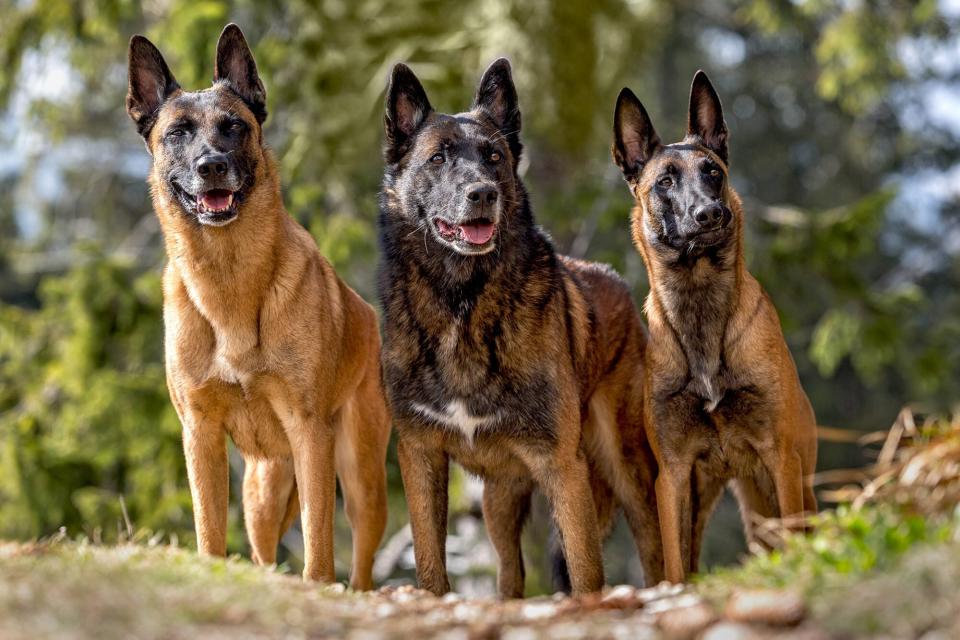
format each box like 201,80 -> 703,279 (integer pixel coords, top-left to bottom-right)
453,602 -> 480,622
501,628 -> 538,640
467,623 -> 501,640
520,601 -> 558,620
604,584 -> 637,601
638,581 -> 686,603
725,589 -> 806,627
322,582 -> 347,595
646,592 -> 702,615
657,602 -> 717,639
702,621 -> 761,640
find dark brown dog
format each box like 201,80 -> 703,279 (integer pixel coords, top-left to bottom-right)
378,59 -> 662,596
125,24 -> 390,588
612,71 -> 818,583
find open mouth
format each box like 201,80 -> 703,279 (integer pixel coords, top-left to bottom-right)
434,217 -> 497,246
196,189 -> 239,226
170,180 -> 242,227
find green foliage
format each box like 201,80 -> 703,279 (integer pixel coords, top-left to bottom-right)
700,505 -> 957,599
698,505 -> 960,636
0,250 -> 191,542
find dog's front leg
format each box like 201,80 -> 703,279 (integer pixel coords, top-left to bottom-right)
286,413 -> 337,583
765,445 -> 805,523
522,447 -> 604,594
655,461 -> 693,583
482,476 -> 534,598
397,432 -> 451,595
182,420 -> 229,557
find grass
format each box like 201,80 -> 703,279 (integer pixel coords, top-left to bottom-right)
0,540 -> 370,639
0,538 -> 672,639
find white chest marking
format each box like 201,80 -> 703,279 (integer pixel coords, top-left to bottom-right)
210,352 -> 241,384
412,399 -> 497,443
701,374 -> 723,413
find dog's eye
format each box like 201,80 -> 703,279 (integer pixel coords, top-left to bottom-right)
430,152 -> 445,165
709,167 -> 721,177
488,151 -> 502,163
168,128 -> 187,138
228,121 -> 245,132
658,176 -> 673,188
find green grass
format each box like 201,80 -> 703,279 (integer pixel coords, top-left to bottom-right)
0,541 -> 368,639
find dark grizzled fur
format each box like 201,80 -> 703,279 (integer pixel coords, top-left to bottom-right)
379,59 -> 663,597
378,61 -> 590,446
379,146 -> 573,443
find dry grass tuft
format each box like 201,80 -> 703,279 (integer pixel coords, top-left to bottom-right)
820,408 -> 960,517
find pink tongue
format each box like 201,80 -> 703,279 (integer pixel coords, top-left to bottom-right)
459,222 -> 495,245
201,190 -> 232,211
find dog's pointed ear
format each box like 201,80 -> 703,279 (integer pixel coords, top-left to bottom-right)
384,63 -> 432,163
126,35 -> 180,139
214,23 -> 267,123
612,87 -> 661,183
473,58 -> 522,161
687,70 -> 728,164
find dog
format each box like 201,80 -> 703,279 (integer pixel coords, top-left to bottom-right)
612,70 -> 818,583
377,58 -> 663,597
125,24 -> 390,588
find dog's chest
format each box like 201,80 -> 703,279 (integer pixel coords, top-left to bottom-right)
685,384 -> 775,477
388,358 -> 556,444
205,330 -> 261,386
411,398 -> 498,443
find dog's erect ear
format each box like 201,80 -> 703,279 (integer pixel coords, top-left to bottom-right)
612,87 -> 661,183
687,70 -> 728,164
384,63 -> 432,163
473,58 -> 522,162
126,35 -> 180,139
214,23 -> 267,123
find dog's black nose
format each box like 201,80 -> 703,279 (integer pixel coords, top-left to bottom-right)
694,203 -> 725,228
465,183 -> 498,206
196,154 -> 229,178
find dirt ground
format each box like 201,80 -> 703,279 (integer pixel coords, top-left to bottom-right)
0,541 -> 834,639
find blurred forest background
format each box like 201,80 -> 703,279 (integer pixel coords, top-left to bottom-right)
1,0 -> 959,594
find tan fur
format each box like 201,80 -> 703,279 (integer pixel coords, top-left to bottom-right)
630,169 -> 818,583
146,85 -> 390,589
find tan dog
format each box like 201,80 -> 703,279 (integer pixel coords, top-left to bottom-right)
126,24 -> 390,588
612,71 -> 817,583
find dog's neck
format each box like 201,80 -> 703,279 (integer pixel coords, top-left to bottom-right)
640,199 -> 750,410
154,153 -> 286,326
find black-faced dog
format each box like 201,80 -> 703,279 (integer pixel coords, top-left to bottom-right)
612,71 -> 818,583
125,24 -> 390,588
378,59 -> 663,597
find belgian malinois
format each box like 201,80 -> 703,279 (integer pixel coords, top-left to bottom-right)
612,71 -> 818,583
126,24 -> 390,588
378,59 -> 662,597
